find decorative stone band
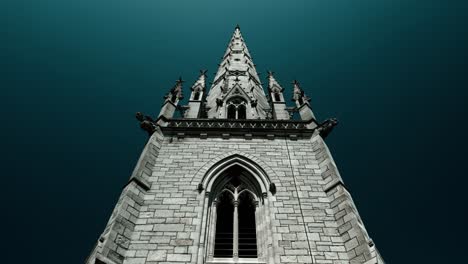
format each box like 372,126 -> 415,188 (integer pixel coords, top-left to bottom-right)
158,117 -> 331,139
136,113 -> 338,139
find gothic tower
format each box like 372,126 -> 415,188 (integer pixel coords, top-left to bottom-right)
86,26 -> 384,264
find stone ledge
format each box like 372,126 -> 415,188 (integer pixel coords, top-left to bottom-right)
323,179 -> 347,194
125,176 -> 151,191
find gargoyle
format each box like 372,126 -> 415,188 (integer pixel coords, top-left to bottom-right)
317,118 -> 338,138
135,112 -> 157,136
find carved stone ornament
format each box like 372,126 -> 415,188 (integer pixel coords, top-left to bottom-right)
318,118 -> 338,138
136,112 -> 157,136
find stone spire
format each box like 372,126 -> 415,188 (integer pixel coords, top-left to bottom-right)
268,71 -> 289,120
184,70 -> 207,118
205,25 -> 270,119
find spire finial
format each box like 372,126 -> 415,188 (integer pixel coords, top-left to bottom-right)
267,70 -> 275,77
176,76 -> 185,84
200,69 -> 208,76
235,24 -> 240,30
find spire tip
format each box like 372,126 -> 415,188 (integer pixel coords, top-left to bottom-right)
176,76 -> 185,84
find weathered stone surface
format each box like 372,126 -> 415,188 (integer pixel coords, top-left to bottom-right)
147,250 -> 166,261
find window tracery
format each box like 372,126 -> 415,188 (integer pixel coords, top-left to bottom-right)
204,164 -> 270,263
226,98 -> 247,119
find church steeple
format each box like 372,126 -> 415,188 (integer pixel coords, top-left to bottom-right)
205,26 -> 270,119
89,26 -> 384,264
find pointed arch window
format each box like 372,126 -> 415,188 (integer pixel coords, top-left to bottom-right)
226,98 -> 247,120
205,164 -> 271,263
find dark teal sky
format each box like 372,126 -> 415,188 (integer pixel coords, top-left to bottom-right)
2,0 -> 467,263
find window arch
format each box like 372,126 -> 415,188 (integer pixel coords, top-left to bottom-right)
202,158 -> 274,263
209,166 -> 260,260
226,97 -> 247,119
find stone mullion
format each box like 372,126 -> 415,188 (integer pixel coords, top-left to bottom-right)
233,200 -> 239,260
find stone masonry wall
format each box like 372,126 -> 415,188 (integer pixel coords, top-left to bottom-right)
89,131 -> 383,264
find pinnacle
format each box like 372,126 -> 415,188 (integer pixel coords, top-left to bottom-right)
268,71 -> 284,92
191,70 -> 206,91
176,76 -> 185,84
199,69 -> 208,76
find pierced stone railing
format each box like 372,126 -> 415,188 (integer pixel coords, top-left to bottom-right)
160,118 -> 319,139
167,118 -> 311,130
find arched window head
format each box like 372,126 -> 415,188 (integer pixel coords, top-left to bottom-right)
226,97 -> 248,120
209,165 -> 261,260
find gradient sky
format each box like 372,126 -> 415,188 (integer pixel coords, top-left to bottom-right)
2,0 -> 468,263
